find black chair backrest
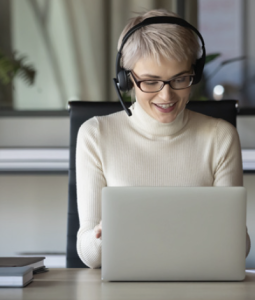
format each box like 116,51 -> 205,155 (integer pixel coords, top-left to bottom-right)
186,100 -> 238,127
66,100 -> 238,268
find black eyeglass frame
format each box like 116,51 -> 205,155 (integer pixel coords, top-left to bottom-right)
129,71 -> 195,93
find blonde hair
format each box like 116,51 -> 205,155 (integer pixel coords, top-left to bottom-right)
117,9 -> 200,70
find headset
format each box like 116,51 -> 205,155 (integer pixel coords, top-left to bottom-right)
113,16 -> 206,116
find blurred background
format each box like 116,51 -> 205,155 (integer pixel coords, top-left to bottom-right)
0,0 -> 255,110
0,0 -> 255,269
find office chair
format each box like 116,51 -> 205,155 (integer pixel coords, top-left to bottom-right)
66,100 -> 238,268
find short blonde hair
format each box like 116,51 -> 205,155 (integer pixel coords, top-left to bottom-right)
117,9 -> 200,70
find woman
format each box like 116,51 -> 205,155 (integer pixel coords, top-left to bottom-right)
76,9 -> 251,269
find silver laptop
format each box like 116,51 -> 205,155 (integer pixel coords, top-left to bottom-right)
101,187 -> 247,281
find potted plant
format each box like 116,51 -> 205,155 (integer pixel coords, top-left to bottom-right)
0,49 -> 36,108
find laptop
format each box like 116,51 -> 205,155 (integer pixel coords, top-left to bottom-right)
101,187 -> 247,281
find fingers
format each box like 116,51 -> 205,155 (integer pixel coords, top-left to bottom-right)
95,228 -> 101,239
94,221 -> 102,239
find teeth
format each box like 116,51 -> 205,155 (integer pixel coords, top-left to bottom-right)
156,103 -> 175,108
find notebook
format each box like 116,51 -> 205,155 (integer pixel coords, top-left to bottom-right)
0,257 -> 45,271
101,187 -> 247,281
0,266 -> 33,287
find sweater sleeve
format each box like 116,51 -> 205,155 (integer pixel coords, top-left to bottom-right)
213,119 -> 243,186
76,117 -> 105,268
213,119 -> 251,257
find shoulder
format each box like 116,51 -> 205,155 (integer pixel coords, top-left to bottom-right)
186,109 -> 239,146
186,109 -> 237,133
78,110 -> 128,137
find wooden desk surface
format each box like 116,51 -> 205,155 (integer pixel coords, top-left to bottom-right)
1,269 -> 255,300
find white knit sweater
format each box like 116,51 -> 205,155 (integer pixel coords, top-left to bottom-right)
76,102 -> 249,269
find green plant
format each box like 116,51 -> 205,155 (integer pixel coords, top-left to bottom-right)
0,50 -> 36,86
122,91 -> 132,102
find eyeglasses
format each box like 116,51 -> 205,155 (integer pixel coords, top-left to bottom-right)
130,71 -> 195,93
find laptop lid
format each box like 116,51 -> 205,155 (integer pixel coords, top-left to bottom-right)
101,187 -> 246,281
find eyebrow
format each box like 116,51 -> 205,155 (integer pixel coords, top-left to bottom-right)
138,70 -> 192,79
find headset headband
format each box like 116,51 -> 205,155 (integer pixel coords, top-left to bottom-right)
116,16 -> 205,77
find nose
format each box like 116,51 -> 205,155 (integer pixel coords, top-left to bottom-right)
158,82 -> 174,101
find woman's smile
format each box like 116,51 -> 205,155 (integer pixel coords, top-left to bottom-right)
152,102 -> 177,113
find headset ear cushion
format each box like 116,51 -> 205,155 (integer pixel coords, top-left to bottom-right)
118,70 -> 128,91
118,70 -> 134,91
192,56 -> 205,85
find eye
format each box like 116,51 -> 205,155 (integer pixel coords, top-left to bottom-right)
172,76 -> 186,83
143,81 -> 160,86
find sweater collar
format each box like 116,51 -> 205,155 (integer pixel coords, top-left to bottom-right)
130,101 -> 188,137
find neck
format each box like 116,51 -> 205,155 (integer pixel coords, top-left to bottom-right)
130,101 -> 188,137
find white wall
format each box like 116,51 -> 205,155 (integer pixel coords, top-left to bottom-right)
0,115 -> 70,257
0,116 -> 69,147
237,116 -> 255,149
0,175 -> 68,256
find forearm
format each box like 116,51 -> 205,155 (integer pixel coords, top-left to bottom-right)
76,118 -> 105,269
77,227 -> 102,268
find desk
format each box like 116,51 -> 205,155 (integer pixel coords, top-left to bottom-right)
1,269 -> 255,300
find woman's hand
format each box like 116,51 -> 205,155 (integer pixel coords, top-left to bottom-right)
94,221 -> 102,239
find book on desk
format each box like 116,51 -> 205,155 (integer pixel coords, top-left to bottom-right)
0,257 -> 47,287
0,266 -> 33,287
